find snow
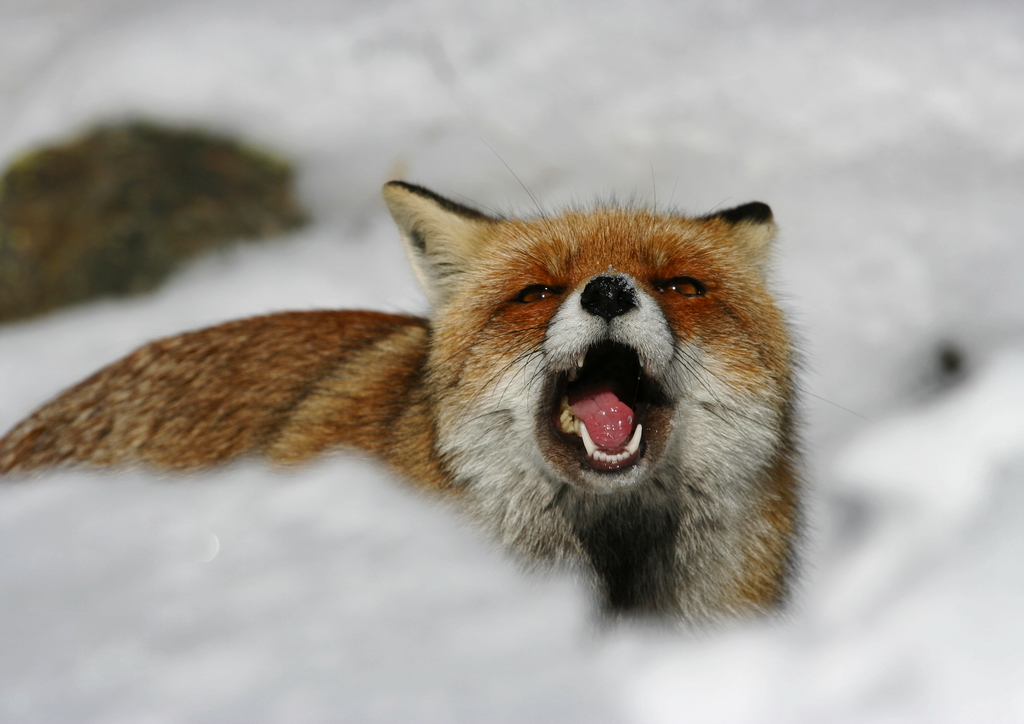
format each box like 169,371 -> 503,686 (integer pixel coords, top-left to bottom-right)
1,0 -> 1024,721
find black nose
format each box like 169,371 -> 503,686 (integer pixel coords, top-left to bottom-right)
580,274 -> 637,321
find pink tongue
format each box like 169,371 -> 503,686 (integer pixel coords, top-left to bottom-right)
568,384 -> 635,449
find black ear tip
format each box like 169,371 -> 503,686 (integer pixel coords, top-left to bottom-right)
384,180 -> 426,195
382,181 -> 493,222
705,201 -> 773,225
382,180 -> 423,204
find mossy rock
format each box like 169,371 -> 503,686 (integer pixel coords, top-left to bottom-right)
0,122 -> 307,322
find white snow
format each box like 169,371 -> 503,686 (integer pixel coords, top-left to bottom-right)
2,0 -> 1024,721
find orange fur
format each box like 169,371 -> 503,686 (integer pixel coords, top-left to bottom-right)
0,311 -> 435,475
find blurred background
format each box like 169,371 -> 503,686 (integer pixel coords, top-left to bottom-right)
1,0 -> 1023,721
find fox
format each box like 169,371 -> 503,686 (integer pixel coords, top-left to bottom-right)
0,181 -> 800,622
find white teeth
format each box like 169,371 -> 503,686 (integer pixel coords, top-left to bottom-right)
592,449 -> 630,464
625,424 -> 643,456
578,420 -> 598,457
576,354 -> 585,369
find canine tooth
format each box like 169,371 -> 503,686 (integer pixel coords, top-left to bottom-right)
579,421 -> 598,457
576,354 -> 585,368
625,424 -> 643,456
567,366 -> 578,382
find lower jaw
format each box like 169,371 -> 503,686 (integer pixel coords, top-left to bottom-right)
573,463 -> 647,494
585,445 -> 641,472
546,427 -> 647,486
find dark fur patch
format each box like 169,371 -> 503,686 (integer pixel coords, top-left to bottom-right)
704,201 -> 773,225
409,227 -> 427,253
566,484 -> 681,615
384,181 -> 493,222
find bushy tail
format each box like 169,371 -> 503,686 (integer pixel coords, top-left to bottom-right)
0,310 -> 429,474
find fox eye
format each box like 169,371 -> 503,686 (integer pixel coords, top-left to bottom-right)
657,276 -> 706,298
517,285 -> 562,303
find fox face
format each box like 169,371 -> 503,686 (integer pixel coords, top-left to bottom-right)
385,183 -> 798,617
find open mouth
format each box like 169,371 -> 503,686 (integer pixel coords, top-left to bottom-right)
550,341 -> 660,472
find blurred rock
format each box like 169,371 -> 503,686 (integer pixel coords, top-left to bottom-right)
0,122 -> 307,322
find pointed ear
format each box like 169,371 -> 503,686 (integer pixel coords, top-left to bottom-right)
383,181 -> 496,307
702,202 -> 777,269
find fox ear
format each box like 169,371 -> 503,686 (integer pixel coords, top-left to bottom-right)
383,181 -> 496,307
702,202 -> 777,270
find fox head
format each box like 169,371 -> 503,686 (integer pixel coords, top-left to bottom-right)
383,181 -> 794,514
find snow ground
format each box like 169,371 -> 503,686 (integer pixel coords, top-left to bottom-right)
1,0 -> 1023,721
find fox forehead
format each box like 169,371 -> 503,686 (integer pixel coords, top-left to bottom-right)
381,181 -> 778,319
469,209 -> 759,291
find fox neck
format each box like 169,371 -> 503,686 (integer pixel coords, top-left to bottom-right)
438,408 -> 789,620
558,480 -> 683,615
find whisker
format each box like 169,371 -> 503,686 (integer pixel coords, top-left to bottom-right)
803,391 -> 871,421
480,138 -> 543,215
671,345 -> 773,430
453,346 -> 546,423
459,408 -> 514,427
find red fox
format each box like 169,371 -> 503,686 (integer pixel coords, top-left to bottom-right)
0,181 -> 800,622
